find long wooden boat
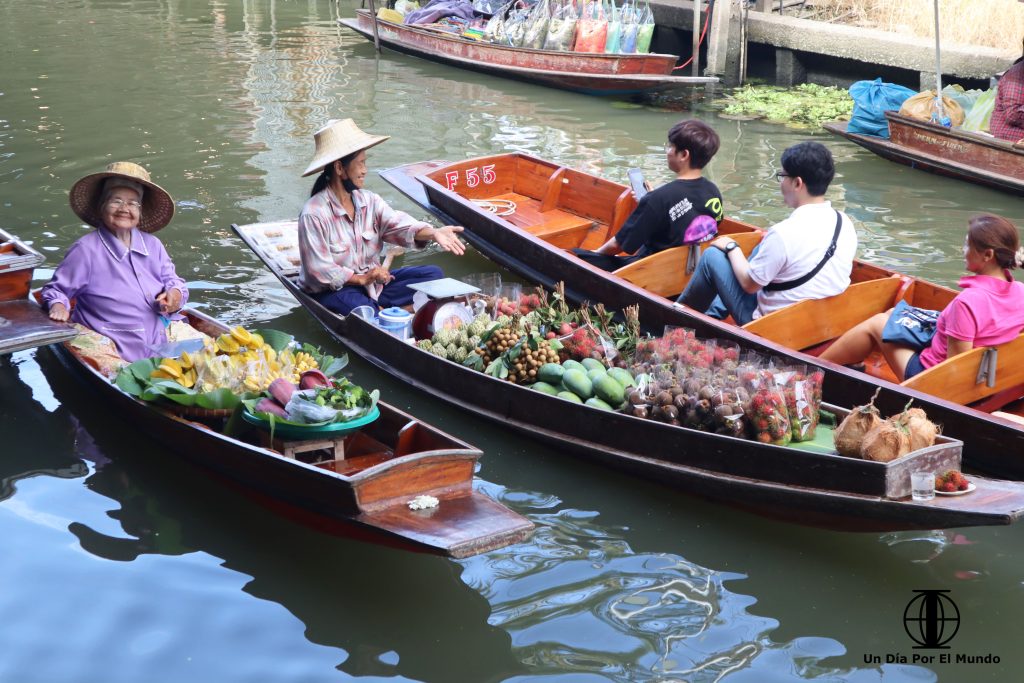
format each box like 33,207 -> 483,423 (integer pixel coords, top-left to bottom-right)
48,306 -> 533,558
339,10 -> 716,96
379,153 -> 1024,480
0,227 -> 75,355
233,219 -> 1024,531
823,112 -> 1024,196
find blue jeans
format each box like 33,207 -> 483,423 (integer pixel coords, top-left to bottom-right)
677,247 -> 758,325
313,265 -> 443,315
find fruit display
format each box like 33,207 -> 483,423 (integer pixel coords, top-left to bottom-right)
250,370 -> 378,425
834,393 -> 938,462
833,388 -> 883,457
415,313 -> 489,363
935,469 -> 971,493
149,325 -> 319,394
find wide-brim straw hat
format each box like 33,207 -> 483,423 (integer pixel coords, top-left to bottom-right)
301,119 -> 390,177
69,161 -> 175,233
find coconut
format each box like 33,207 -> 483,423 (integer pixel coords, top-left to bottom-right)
860,419 -> 912,463
897,406 -> 940,452
834,388 -> 884,458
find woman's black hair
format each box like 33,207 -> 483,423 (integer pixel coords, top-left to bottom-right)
310,151 -> 360,197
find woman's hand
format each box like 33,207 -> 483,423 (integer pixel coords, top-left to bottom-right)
48,302 -> 69,322
353,267 -> 394,286
431,225 -> 466,255
155,288 -> 183,315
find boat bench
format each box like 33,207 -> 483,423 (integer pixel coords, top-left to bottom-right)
742,276 -> 905,351
901,332 -> 1024,409
493,191 -> 597,249
613,231 -> 763,298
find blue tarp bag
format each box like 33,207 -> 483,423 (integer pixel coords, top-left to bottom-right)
881,300 -> 940,350
847,79 -> 918,138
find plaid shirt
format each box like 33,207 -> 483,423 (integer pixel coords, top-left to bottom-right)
298,188 -> 426,295
991,60 -> 1024,142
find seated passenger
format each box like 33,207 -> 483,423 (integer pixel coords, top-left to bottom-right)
40,162 -> 188,362
990,39 -> 1024,143
298,118 -> 466,316
677,141 -> 857,325
573,119 -> 723,272
821,214 -> 1024,381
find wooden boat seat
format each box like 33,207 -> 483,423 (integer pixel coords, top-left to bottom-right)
743,276 -> 905,351
491,191 -> 596,249
901,332 -> 1024,408
612,231 -> 763,298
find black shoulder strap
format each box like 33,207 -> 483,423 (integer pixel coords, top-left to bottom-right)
764,210 -> 843,293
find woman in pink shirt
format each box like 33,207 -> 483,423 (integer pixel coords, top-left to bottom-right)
40,162 -> 187,362
822,214 -> 1024,380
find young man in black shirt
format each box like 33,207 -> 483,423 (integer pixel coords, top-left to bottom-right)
574,119 -> 724,272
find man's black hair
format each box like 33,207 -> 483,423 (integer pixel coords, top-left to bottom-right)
667,120 -> 720,169
781,141 -> 835,196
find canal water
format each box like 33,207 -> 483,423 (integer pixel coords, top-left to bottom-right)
3,2 -> 1023,681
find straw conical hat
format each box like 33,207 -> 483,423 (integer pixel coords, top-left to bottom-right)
301,119 -> 390,177
69,161 -> 175,233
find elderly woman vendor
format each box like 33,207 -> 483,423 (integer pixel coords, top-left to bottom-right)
298,119 -> 465,315
40,162 -> 188,362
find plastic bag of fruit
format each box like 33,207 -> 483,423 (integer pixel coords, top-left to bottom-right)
738,362 -> 792,445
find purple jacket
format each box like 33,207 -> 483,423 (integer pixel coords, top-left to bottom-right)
404,0 -> 475,25
40,227 -> 188,362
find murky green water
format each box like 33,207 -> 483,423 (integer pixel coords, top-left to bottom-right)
2,2 -> 1023,682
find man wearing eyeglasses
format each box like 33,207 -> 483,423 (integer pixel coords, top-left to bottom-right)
677,141 -> 857,325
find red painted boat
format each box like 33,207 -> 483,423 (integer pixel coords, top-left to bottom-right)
823,112 -> 1024,196
339,10 -> 716,96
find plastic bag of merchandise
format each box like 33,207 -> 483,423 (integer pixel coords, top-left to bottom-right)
574,1 -> 608,53
472,0 -> 504,15
962,87 -> 997,132
635,1 -> 655,53
738,361 -> 792,445
285,389 -> 339,424
395,0 -> 420,17
708,373 -> 747,438
779,364 -> 825,442
604,0 -> 621,53
543,1 -> 578,51
618,1 -> 639,53
523,0 -> 551,49
484,6 -> 509,42
898,90 -> 965,127
504,8 -> 530,46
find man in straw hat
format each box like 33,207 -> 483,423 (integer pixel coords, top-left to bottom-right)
298,119 -> 466,315
40,161 -> 189,361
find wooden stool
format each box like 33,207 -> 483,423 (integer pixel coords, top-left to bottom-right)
259,433 -> 346,461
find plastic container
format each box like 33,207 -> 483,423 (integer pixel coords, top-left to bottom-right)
378,307 -> 414,340
350,305 -> 379,326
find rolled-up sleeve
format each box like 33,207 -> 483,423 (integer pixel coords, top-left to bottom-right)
299,213 -> 352,291
372,193 -> 429,248
40,241 -> 89,311
154,238 -> 188,308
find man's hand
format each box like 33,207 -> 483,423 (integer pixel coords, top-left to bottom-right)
709,236 -> 735,252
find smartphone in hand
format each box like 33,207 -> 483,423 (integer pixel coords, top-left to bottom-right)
627,168 -> 648,200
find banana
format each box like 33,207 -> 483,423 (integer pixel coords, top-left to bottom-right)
230,326 -> 253,346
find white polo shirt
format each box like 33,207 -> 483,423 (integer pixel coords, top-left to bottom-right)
747,201 -> 857,318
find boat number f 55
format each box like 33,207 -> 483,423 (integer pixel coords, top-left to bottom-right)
444,165 -> 496,190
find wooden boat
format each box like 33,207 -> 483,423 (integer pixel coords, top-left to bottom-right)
233,219 -> 1024,531
823,112 -> 1024,196
0,227 -> 75,355
379,153 -> 1024,480
48,306 -> 533,558
339,10 -> 716,96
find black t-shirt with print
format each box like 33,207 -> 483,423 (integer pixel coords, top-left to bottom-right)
614,177 -> 723,257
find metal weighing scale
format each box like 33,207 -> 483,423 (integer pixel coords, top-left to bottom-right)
408,278 -> 482,340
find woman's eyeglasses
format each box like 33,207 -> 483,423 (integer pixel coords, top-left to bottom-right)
107,198 -> 142,210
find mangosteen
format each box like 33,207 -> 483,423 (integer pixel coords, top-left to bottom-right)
714,404 -> 734,419
662,405 -> 679,420
673,393 -> 689,410
699,386 -> 716,401
656,390 -> 673,406
632,405 -> 649,419
627,388 -> 645,406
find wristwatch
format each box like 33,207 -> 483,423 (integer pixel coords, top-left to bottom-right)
722,241 -> 739,254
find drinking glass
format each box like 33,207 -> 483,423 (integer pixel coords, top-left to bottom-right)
910,471 -> 935,501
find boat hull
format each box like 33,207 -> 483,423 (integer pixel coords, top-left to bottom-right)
378,157 -> 1024,480
823,113 -> 1024,196
51,318 -> 532,558
340,11 -> 715,96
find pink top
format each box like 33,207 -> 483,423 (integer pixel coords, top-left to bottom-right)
920,271 -> 1024,368
297,188 -> 427,295
40,227 -> 188,362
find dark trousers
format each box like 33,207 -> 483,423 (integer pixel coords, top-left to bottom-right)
313,265 -> 443,315
571,249 -> 642,272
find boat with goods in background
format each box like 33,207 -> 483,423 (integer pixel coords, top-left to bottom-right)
232,218 -> 1024,531
823,112 -> 1024,197
339,9 -> 716,97
379,153 -> 1024,480
46,301 -> 533,559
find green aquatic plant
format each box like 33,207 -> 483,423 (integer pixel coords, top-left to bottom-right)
715,83 -> 854,129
